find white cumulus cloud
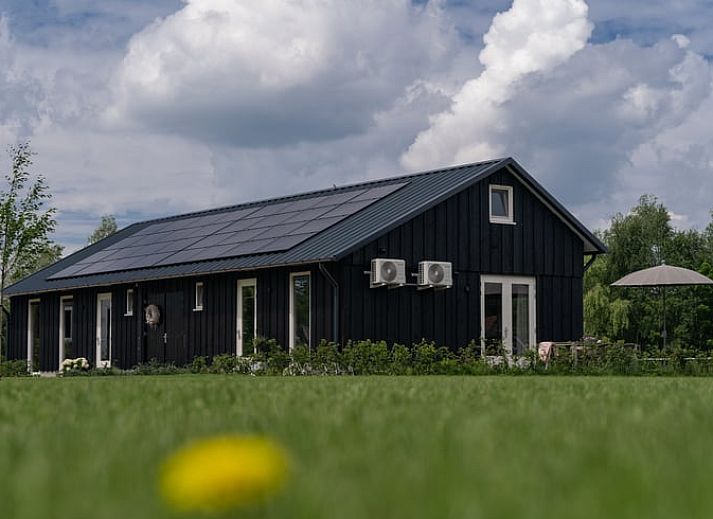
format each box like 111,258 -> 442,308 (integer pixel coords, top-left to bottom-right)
401,0 -> 592,170
107,0 -> 459,146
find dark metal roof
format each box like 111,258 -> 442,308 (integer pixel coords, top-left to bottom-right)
4,158 -> 606,296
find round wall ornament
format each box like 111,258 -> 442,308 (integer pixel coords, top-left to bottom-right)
145,304 -> 161,326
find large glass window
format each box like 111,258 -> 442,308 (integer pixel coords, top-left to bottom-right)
237,279 -> 257,355
97,294 -> 112,367
60,297 -> 73,364
511,284 -> 530,355
290,273 -> 311,350
483,282 -> 502,355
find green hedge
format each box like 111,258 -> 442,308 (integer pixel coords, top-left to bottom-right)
5,340 -> 713,377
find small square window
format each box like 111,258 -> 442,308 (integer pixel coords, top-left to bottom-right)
125,289 -> 134,316
194,282 -> 204,311
490,185 -> 514,224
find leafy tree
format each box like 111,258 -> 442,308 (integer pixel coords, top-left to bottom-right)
0,143 -> 59,356
87,215 -> 117,244
585,195 -> 713,349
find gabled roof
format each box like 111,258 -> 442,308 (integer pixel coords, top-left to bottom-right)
4,158 -> 606,296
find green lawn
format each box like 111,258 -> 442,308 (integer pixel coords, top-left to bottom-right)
2,376 -> 713,518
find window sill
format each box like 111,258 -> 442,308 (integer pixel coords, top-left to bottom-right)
489,218 -> 516,225
193,307 -> 203,312
124,312 -> 133,317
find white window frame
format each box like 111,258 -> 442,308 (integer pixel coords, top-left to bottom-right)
194,282 -> 204,311
489,184 -> 515,225
96,292 -> 112,368
125,289 -> 134,317
480,275 -> 536,355
289,271 -> 311,351
236,278 -> 257,356
59,295 -> 73,370
27,298 -> 40,373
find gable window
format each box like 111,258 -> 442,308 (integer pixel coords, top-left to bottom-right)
125,289 -> 134,316
489,184 -> 514,224
289,272 -> 311,350
194,282 -> 204,311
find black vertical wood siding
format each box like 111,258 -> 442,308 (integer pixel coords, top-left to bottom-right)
5,167 -> 587,367
338,168 -> 584,347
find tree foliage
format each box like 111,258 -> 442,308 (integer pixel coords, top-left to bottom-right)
0,143 -> 61,355
87,215 -> 118,244
585,195 -> 713,349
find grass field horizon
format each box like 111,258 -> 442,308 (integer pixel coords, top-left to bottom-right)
2,376 -> 713,518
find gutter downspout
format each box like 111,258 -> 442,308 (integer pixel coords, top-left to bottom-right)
318,262 -> 339,344
584,254 -> 598,272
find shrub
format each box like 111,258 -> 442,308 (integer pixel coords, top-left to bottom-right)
412,340 -> 438,375
312,341 -> 341,375
211,354 -> 241,374
133,360 -> 185,376
20,336 -> 713,378
390,343 -> 412,375
189,356 -> 209,374
342,340 -> 390,375
0,358 -> 29,377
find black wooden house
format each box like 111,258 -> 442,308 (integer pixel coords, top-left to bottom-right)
4,158 -> 605,371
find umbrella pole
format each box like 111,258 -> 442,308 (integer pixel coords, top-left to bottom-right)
662,286 -> 667,349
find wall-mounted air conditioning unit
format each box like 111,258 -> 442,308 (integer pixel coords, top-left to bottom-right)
418,261 -> 453,289
371,258 -> 406,288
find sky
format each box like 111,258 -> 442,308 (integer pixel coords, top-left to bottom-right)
1,0 -> 713,253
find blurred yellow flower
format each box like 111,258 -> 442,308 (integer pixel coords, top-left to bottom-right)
160,435 -> 289,512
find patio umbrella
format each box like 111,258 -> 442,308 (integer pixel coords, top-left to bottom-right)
611,264 -> 713,347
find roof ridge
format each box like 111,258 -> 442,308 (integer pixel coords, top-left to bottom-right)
133,159 -> 505,227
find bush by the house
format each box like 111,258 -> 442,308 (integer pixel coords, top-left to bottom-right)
0,358 -> 29,377
9,337 -> 713,377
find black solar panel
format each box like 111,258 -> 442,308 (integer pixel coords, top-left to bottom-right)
50,181 -> 407,279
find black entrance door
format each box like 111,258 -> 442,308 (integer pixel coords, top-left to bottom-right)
144,286 -> 188,365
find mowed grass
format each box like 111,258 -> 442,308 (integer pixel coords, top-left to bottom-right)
2,376 -> 713,519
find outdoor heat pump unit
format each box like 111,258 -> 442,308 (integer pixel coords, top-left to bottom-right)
370,258 -> 406,288
417,261 -> 453,289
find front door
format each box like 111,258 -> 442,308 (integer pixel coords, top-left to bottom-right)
96,293 -> 112,367
237,278 -> 257,355
481,275 -> 536,355
144,287 -> 187,365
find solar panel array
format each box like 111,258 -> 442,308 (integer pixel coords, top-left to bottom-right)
50,183 -> 407,279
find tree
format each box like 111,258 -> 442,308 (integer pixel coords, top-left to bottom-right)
585,195 -> 713,349
87,215 -> 117,244
0,142 -> 59,357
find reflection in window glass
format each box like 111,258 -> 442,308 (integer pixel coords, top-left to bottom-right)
512,284 -> 530,355
491,188 -> 509,218
99,298 -> 111,362
483,282 -> 502,354
62,299 -> 73,360
241,285 -> 256,354
126,289 -> 134,316
291,274 -> 310,348
195,282 -> 204,310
